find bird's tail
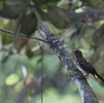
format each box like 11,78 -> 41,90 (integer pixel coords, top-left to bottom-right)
95,72 -> 104,83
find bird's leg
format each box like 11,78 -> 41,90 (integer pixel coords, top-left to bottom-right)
84,73 -> 89,77
78,73 -> 89,79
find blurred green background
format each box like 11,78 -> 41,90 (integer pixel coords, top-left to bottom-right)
0,0 -> 104,103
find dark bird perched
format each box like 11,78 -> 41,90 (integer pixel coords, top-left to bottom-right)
74,50 -> 104,83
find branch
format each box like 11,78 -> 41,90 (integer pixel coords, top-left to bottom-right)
39,8 -> 104,28
66,8 -> 104,23
38,23 -> 99,103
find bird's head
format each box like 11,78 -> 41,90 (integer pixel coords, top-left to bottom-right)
74,50 -> 83,58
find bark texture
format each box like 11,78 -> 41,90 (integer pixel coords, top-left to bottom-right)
38,23 -> 99,103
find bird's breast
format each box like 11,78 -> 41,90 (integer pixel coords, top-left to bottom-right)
76,62 -> 87,76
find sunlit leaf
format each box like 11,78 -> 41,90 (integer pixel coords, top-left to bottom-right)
5,73 -> 20,85
57,0 -> 69,9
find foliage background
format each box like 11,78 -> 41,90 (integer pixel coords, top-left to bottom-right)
0,0 -> 104,103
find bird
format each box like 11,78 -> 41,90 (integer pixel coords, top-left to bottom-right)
74,49 -> 104,83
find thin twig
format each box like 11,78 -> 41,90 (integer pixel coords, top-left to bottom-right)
0,28 -> 47,43
37,38 -> 44,103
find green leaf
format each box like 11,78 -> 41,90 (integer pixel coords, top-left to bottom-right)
5,0 -> 25,5
44,55 -> 58,77
0,0 -> 3,10
92,24 -> 104,46
5,73 -> 20,85
30,56 -> 41,66
48,8 -> 69,29
5,0 -> 28,13
0,0 -> 29,19
3,54 -> 29,74
29,56 -> 41,72
17,8 -> 40,36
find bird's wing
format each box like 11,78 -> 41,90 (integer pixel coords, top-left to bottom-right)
78,59 -> 96,76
